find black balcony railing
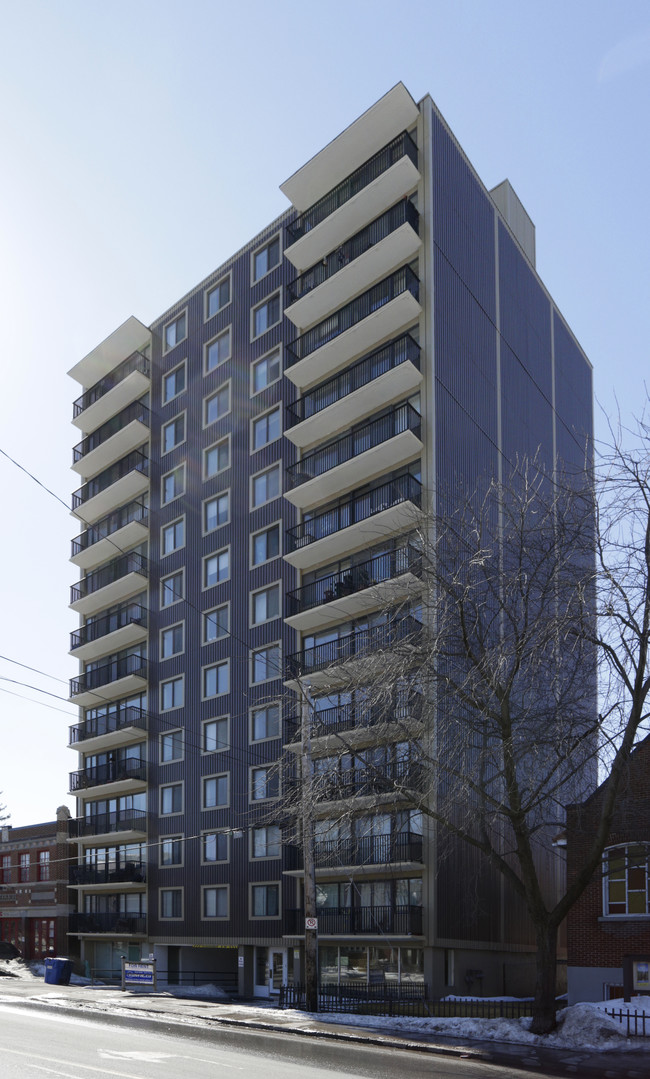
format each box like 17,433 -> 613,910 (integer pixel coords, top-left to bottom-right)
286,266 -> 419,368
286,334 -> 420,429
286,201 -> 419,306
69,912 -> 147,935
286,473 -> 422,554
70,603 -> 147,652
313,760 -> 424,802
285,132 -> 418,246
287,545 -> 421,616
71,809 -> 148,837
71,500 -> 149,559
72,449 -> 149,511
73,400 -> 150,466
69,654 -> 148,698
287,615 -> 422,680
286,404 -> 421,492
69,705 -> 148,746
285,904 -> 422,936
314,832 -> 423,869
70,861 -> 147,886
73,351 -> 150,419
69,757 -> 147,792
285,694 -> 423,742
71,552 -> 149,605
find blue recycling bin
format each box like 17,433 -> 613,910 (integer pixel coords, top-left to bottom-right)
44,957 -> 73,985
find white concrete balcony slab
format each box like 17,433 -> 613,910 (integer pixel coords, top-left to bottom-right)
69,620 -> 147,663
284,499 -> 423,572
70,516 -> 149,572
68,669 -> 148,708
285,570 -> 422,633
72,367 -> 151,433
72,467 -> 149,526
67,774 -> 147,799
69,317 -> 151,388
72,416 -> 150,479
70,568 -> 149,616
68,722 -> 148,755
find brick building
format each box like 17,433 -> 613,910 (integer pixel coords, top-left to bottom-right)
0,807 -> 75,961
567,736 -> 650,1003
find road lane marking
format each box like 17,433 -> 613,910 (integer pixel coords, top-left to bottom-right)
0,1045 -> 153,1079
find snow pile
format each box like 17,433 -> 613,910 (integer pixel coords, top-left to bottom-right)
163,984 -> 231,1001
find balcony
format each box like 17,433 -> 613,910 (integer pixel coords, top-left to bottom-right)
68,316 -> 150,389
72,400 -> 150,479
286,545 -> 422,632
71,449 -> 149,525
70,602 -> 147,662
283,132 -> 420,272
284,403 -> 422,512
285,200 -> 420,330
70,500 -> 149,572
69,912 -> 147,936
68,653 -> 148,708
72,350 -> 151,432
285,904 -> 422,937
71,809 -> 148,843
285,473 -> 423,571
69,705 -> 148,753
70,551 -> 149,616
285,267 -> 421,391
286,615 -> 423,687
69,757 -> 147,796
299,695 -> 423,743
315,833 -> 423,870
69,861 -> 147,887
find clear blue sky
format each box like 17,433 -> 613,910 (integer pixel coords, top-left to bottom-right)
0,0 -> 648,824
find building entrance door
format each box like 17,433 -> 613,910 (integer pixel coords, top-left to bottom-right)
269,949 -> 286,994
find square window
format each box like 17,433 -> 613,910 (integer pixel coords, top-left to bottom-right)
160,835 -> 183,866
253,825 -> 281,859
161,677 -> 184,711
164,313 -> 187,352
160,623 -> 184,660
161,783 -> 183,815
203,717 -> 229,753
253,237 -> 280,282
204,438 -> 230,479
162,414 -> 185,454
204,383 -> 230,426
161,570 -> 184,608
163,363 -> 186,404
251,644 -> 280,684
203,773 -> 229,809
251,703 -> 280,742
253,293 -> 281,338
203,548 -> 229,588
161,465 -> 185,506
161,517 -> 185,555
203,832 -> 228,863
252,407 -> 281,451
251,765 -> 278,801
252,465 -> 280,508
203,605 -> 229,643
203,661 -> 229,699
251,350 -> 280,394
252,524 -> 280,566
205,328 -> 231,373
160,887 -> 183,918
251,883 -> 279,917
252,584 -> 280,625
206,276 -> 230,319
203,885 -> 229,919
160,728 -> 183,762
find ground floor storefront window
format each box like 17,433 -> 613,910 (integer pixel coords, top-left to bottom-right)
318,945 -> 423,985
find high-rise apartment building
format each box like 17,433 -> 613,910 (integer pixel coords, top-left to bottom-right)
66,83 -> 593,996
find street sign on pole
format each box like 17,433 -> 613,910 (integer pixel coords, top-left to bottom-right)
305,917 -> 318,931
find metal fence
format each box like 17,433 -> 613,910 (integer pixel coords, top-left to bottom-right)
279,987 -> 565,1020
604,1007 -> 650,1037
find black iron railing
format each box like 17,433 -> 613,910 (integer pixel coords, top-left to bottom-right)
286,201 -> 419,305
286,266 -> 419,367
69,705 -> 148,746
286,334 -> 420,428
71,809 -> 148,837
70,603 -> 147,651
285,904 -> 422,936
73,400 -> 150,465
71,551 -> 149,605
312,760 -> 424,801
69,912 -> 147,935
69,654 -> 148,698
73,351 -> 150,419
286,615 -> 422,679
287,545 -> 421,616
285,131 -> 418,245
72,449 -> 148,510
70,861 -> 147,886
279,983 -> 428,1016
314,832 -> 423,868
69,757 -> 147,791
285,403 -> 421,491
71,500 -> 148,559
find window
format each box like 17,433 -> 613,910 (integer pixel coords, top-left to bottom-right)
253,293 -> 281,338
203,605 -> 229,643
252,406 -> 281,450
205,328 -> 231,373
162,414 -> 185,454
161,676 -> 184,711
203,492 -> 229,533
252,524 -> 280,566
161,517 -> 185,555
204,438 -> 230,479
205,383 -> 230,426
251,766 -> 278,801
253,826 -> 281,859
20,854 -> 29,882
203,717 -> 229,753
203,661 -> 229,699
160,623 -> 184,660
163,363 -> 186,404
161,783 -> 183,815
203,548 -> 230,588
160,888 -> 183,918
161,465 -> 185,505
160,836 -> 183,866
252,883 -> 279,917
253,236 -> 280,282
252,349 -> 280,394
38,851 -> 50,881
160,729 -> 183,762
252,464 -> 280,507
2,855 -> 10,884
252,584 -> 280,625
251,644 -> 280,684
604,845 -> 650,916
203,773 -> 229,809
203,886 -> 229,919
161,570 -> 184,608
206,276 -> 230,318
202,832 -> 228,863
164,312 -> 187,351
251,704 -> 280,742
